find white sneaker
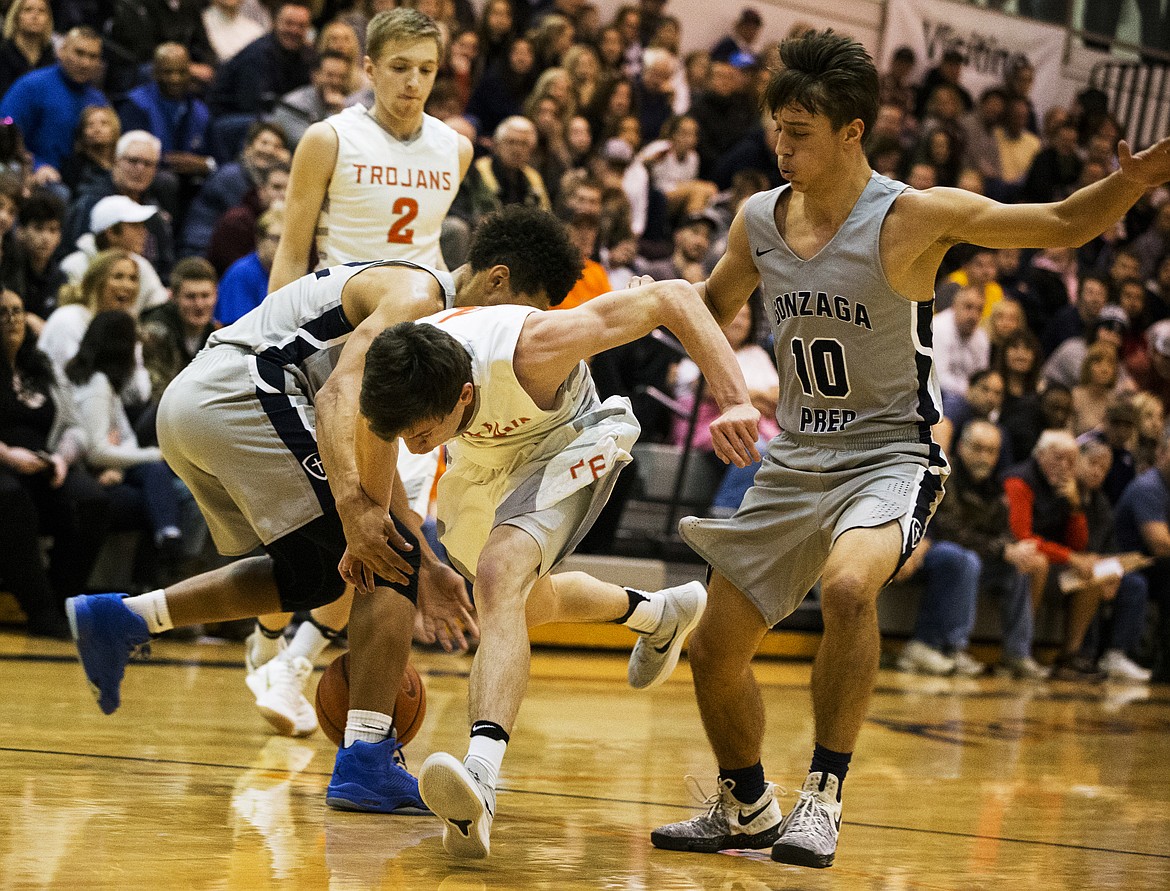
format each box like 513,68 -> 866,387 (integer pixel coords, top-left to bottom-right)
419,752 -> 496,859
896,640 -> 955,676
950,650 -> 985,677
250,655 -> 319,737
1098,650 -> 1152,683
650,778 -> 782,852
996,655 -> 1050,680
771,772 -> 841,869
245,626 -> 287,676
628,581 -> 707,689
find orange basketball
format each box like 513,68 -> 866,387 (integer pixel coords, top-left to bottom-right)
314,651 -> 427,748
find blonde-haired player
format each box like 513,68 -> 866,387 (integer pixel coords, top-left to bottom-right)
245,7 -> 473,738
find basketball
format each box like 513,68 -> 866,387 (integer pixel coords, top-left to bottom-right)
314,651 -> 427,747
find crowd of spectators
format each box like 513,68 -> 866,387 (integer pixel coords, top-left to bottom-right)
0,0 -> 1166,684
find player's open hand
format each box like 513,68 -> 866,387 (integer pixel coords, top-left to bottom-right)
338,492 -> 415,592
1118,137 -> 1170,188
417,559 -> 479,653
710,403 -> 762,467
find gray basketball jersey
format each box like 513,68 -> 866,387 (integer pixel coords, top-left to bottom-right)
207,260 -> 455,398
744,172 -> 943,443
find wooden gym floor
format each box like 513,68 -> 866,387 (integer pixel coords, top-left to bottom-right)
1,630 -> 1168,890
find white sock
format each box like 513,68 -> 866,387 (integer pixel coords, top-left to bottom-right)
286,621 -> 332,662
251,623 -> 285,664
465,734 -> 507,792
123,590 -> 173,634
344,709 -> 393,747
624,589 -> 666,634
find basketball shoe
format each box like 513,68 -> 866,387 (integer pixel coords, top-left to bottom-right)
246,654 -> 318,737
628,581 -> 707,689
244,625 -> 287,675
326,738 -> 431,814
770,772 -> 841,868
650,778 -> 781,853
65,593 -> 151,715
418,752 -> 496,858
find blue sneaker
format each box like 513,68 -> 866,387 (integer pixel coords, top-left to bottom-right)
65,593 -> 151,715
326,738 -> 432,815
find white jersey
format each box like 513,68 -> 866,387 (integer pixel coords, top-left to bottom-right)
419,305 -> 595,470
318,106 -> 462,269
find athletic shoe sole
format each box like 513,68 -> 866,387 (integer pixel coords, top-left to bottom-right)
325,783 -> 432,815
650,823 -> 780,853
419,753 -> 491,858
771,842 -> 835,868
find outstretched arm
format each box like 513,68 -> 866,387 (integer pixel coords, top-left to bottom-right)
515,278 -> 761,465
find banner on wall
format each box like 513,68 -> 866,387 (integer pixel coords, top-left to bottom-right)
880,0 -> 1067,114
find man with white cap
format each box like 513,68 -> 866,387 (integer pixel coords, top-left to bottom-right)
59,195 -> 168,314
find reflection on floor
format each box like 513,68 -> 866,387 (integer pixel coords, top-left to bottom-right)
1,632 -> 1168,890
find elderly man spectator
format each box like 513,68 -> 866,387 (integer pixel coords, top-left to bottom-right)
180,121 -> 289,258
637,210 -> 717,283
206,162 -> 289,278
933,285 -> 989,401
268,51 -> 353,149
207,2 -> 314,118
69,132 -> 177,279
1004,430 -> 1126,681
1073,437 -> 1151,681
452,116 -> 550,228
0,26 -> 106,188
118,44 -> 215,183
1115,425 -> 1170,682
896,420 -> 1048,678
59,195 -> 167,315
214,206 -> 282,326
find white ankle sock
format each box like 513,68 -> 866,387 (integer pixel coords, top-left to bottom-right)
286,621 -> 332,662
624,589 -> 666,634
465,735 -> 507,791
123,590 -> 173,634
251,623 -> 285,664
344,709 -> 393,747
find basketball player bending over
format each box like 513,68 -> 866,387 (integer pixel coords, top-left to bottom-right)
243,7 -> 474,738
352,278 -> 761,858
64,209 -> 590,815
648,30 -> 1170,869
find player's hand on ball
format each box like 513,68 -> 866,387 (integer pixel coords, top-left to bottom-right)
417,559 -> 479,653
710,403 -> 762,467
338,492 -> 415,592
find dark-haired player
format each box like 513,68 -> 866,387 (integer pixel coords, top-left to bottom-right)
350,274 -> 761,859
63,208 -> 588,813
650,29 -> 1170,869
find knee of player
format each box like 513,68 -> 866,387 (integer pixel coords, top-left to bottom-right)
688,627 -> 747,681
819,571 -> 879,622
471,562 -> 532,614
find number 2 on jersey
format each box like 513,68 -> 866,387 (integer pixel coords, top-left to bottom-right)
386,197 -> 419,244
790,337 -> 850,398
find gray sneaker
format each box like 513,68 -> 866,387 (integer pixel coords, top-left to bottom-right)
651,778 -> 782,853
418,752 -> 496,859
628,581 -> 707,689
770,772 -> 841,869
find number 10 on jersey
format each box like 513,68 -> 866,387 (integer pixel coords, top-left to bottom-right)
790,337 -> 851,398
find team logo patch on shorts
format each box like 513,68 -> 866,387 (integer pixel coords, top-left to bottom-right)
302,453 -> 328,480
907,517 -> 924,549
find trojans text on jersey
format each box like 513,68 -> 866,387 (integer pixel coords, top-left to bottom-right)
349,164 -> 454,190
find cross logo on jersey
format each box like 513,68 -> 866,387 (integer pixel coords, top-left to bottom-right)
302,453 -> 328,481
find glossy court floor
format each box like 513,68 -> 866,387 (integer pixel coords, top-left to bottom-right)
1,630 -> 1168,890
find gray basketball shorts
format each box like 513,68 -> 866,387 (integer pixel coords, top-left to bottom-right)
156,345 -> 332,556
680,430 -> 948,626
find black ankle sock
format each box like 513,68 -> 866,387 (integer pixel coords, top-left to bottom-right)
719,762 -> 766,805
470,720 -> 510,744
257,623 -> 284,639
613,588 -> 648,624
809,744 -> 851,797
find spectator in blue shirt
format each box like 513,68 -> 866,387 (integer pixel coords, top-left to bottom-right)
215,205 -> 281,326
0,26 -> 106,189
1114,429 -> 1170,682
